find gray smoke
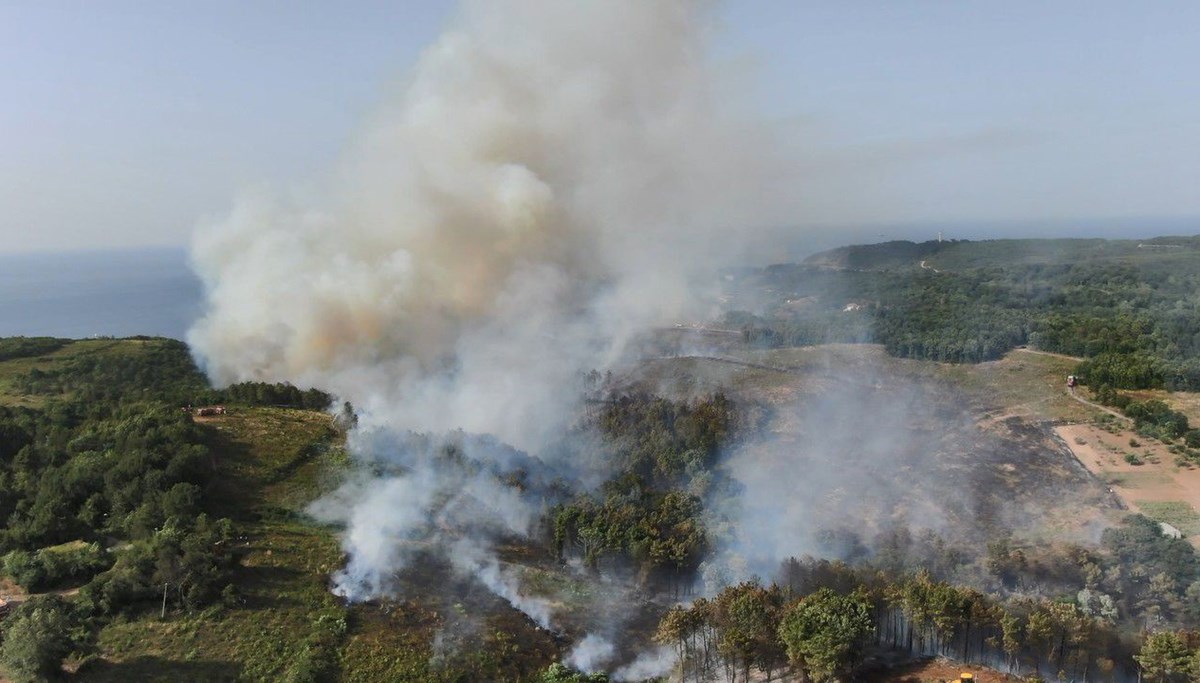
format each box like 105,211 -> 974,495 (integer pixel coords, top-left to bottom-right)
613,646 -> 676,681
566,633 -> 616,674
449,537 -> 555,629
188,0 -> 787,447
187,0 -> 792,647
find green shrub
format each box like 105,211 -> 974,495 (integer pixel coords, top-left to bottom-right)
1,543 -> 110,592
0,595 -> 79,682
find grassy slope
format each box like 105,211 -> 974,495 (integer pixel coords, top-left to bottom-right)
0,338 -> 154,408
76,406 -> 551,682
77,407 -> 356,681
635,342 -> 1095,424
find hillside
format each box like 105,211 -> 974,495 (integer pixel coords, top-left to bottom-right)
0,339 -> 563,682
3,235 -> 1200,682
728,235 -> 1200,380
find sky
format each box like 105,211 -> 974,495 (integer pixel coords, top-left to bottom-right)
2,0 -> 1199,254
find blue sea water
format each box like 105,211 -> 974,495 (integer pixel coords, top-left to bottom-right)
0,247 -> 203,341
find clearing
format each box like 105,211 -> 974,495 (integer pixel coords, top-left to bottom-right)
1059,420 -> 1200,545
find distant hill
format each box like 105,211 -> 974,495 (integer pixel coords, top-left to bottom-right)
802,239 -> 949,270
804,235 -> 1200,271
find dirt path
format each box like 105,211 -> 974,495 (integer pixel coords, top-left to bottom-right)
1066,387 -> 1130,421
1011,347 -> 1083,362
919,260 -> 941,273
1006,349 -> 1128,419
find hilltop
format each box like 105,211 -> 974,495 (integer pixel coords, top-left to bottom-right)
802,235 -> 1200,271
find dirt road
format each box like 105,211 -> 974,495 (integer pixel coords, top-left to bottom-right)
1066,387 -> 1130,421
1007,348 -> 1129,420
1011,347 -> 1082,362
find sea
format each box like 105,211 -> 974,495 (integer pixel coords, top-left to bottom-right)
0,247 -> 203,341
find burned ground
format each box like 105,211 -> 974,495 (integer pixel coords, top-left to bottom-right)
619,344 -> 1116,573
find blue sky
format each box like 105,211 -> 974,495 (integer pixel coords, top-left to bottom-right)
3,1 -> 1199,253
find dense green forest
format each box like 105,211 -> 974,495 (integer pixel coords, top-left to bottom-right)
729,236 -> 1200,389
0,338 -> 337,681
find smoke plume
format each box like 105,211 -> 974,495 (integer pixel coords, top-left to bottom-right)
188,0 -> 788,651
189,0 -> 783,445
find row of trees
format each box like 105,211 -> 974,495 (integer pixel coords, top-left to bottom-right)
648,509 -> 1200,683
1087,387 -> 1199,445
653,567 -> 1141,683
655,580 -> 875,683
211,381 -> 331,410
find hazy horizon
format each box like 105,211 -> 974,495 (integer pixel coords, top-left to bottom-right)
1,216 -> 1195,341
6,214 -> 1199,261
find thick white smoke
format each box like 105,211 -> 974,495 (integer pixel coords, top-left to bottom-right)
189,0 -> 784,448
566,633 -> 616,673
188,0 -> 791,663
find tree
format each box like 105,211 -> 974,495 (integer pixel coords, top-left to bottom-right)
778,588 -> 874,683
1000,610 -> 1022,674
1135,631 -> 1193,683
535,662 -> 610,683
711,581 -> 785,682
0,595 -> 78,682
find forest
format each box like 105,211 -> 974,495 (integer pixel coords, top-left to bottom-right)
729,237 -> 1200,390
645,513 -> 1200,683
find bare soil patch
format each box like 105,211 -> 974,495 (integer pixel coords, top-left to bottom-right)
863,657 -> 1016,683
1058,423 -> 1200,545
